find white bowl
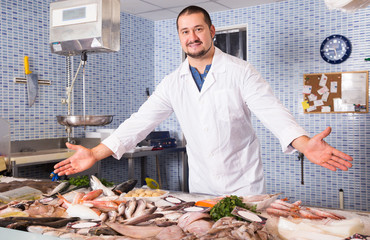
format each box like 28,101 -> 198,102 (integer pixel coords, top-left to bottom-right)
123,188 -> 169,202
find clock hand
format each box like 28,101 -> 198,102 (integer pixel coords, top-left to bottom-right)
328,48 -> 337,56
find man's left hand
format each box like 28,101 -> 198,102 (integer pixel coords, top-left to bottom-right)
292,127 -> 353,171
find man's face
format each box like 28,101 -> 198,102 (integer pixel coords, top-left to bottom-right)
177,12 -> 215,59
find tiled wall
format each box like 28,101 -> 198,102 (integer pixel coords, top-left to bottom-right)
0,1 -> 155,183
154,1 -> 370,211
1,0 -> 369,211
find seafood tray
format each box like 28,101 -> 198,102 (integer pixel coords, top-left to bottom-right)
0,186 -> 42,204
123,188 -> 169,202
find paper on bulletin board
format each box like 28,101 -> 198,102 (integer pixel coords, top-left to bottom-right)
321,106 -> 331,112
302,100 -> 310,110
303,85 -> 312,94
341,72 -> 367,105
330,81 -> 338,93
322,91 -> 329,102
319,74 -> 327,87
333,98 -> 355,112
306,106 -> 317,112
308,94 -> 317,101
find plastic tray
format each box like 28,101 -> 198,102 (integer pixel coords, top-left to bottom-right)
0,186 -> 43,203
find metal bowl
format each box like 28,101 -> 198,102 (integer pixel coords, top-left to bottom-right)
57,115 -> 113,127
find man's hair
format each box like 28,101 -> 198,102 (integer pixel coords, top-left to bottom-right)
176,5 -> 212,31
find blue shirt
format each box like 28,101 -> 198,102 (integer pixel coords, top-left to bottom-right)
190,64 -> 212,91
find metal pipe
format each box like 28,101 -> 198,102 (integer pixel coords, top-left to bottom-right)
81,52 -> 87,129
66,56 -> 72,115
339,189 -> 344,209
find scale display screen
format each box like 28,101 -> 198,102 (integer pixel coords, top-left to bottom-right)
52,3 -> 97,27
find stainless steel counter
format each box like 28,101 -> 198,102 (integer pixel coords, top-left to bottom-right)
10,138 -> 101,178
121,147 -> 188,191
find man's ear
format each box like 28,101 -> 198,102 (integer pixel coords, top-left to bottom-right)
210,25 -> 216,38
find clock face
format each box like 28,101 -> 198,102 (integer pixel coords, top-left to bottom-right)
320,35 -> 351,64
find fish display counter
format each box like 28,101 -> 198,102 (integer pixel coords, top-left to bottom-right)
0,176 -> 369,240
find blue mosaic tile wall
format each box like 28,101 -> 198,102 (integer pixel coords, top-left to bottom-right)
0,1 -> 155,182
154,1 -> 370,211
1,0 -> 369,211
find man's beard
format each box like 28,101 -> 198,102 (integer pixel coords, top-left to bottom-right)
186,41 -> 213,59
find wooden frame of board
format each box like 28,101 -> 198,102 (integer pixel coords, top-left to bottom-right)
303,71 -> 369,114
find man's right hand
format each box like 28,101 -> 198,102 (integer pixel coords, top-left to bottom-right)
54,142 -> 112,176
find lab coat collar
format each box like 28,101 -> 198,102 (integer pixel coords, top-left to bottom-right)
179,47 -> 226,96
179,47 -> 226,76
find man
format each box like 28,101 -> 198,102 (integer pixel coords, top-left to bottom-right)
54,6 -> 353,196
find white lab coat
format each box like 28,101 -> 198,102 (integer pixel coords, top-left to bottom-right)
103,47 -> 308,196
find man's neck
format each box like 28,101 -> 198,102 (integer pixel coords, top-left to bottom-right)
188,47 -> 215,74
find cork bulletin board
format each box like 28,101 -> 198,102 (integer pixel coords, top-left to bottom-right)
303,71 -> 369,113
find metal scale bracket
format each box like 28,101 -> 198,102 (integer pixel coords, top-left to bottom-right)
14,77 -> 51,85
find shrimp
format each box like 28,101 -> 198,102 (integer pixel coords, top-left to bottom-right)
266,207 -> 292,218
298,209 -> 323,219
305,207 -> 345,220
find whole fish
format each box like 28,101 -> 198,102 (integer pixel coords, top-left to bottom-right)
112,179 -> 138,194
132,199 -> 146,218
99,212 -> 108,222
108,210 -> 117,222
43,181 -> 70,197
58,194 -> 100,220
81,189 -> 103,201
105,222 -> 164,239
6,217 -> 80,230
117,202 -> 126,216
90,175 -> 115,197
82,200 -> 118,212
88,226 -> 120,236
124,198 -> 137,219
123,213 -> 164,225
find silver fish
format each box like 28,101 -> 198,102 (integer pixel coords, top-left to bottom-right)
124,198 -> 137,219
88,226 -> 120,236
43,181 -> 70,197
90,175 -> 115,196
108,210 -> 117,222
123,213 -> 164,225
118,202 -> 126,216
132,199 -> 146,218
146,201 -> 156,209
142,206 -> 157,215
99,212 -> 108,222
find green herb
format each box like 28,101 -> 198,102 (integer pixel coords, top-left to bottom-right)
210,195 -> 257,221
100,178 -> 114,187
65,175 -> 114,187
66,175 -> 90,187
